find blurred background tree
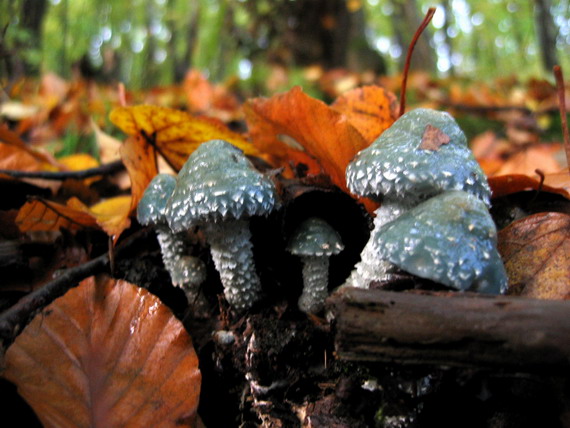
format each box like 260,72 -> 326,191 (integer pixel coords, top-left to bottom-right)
1,0 -> 568,91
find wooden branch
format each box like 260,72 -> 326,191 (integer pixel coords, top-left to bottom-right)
0,228 -> 148,351
0,160 -> 125,180
327,287 -> 570,373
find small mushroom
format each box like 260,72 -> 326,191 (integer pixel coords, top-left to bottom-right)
138,174 -> 209,312
374,191 -> 507,294
165,139 -> 279,311
343,108 -> 491,288
287,217 -> 344,313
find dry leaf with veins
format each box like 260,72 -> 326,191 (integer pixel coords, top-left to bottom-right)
498,212 -> 570,300
3,276 -> 201,428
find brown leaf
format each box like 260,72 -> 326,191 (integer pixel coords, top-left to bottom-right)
3,276 -> 201,428
498,212 -> 570,300
419,124 -> 450,151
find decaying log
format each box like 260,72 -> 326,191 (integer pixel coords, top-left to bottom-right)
327,287 -> 570,372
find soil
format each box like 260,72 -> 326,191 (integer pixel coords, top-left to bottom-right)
1,187 -> 569,427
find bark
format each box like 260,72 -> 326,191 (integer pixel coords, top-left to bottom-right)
534,0 -> 559,72
441,0 -> 454,75
18,0 -> 48,75
273,0 -> 385,73
328,287 -> 570,373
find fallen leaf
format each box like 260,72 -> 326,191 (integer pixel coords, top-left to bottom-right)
492,144 -> 563,177
58,153 -> 100,171
0,124 -> 59,170
183,70 -> 240,121
109,105 -> 257,171
78,196 -> 133,240
497,212 -> 570,300
489,172 -> 570,200
419,124 -> 451,151
16,195 -> 132,241
15,198 -> 99,232
120,134 -> 159,222
3,275 -> 201,428
91,118 -> 122,164
243,86 -> 369,193
330,85 -> 398,143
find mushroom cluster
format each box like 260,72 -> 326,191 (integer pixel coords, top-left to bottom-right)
165,139 -> 279,312
343,108 -> 506,292
137,108 -> 508,314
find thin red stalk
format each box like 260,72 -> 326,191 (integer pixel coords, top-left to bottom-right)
553,65 -> 570,168
399,7 -> 436,117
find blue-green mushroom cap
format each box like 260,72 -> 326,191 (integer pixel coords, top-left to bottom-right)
137,173 -> 177,225
287,217 -> 344,257
165,139 -> 279,232
346,108 -> 491,205
375,191 -> 507,294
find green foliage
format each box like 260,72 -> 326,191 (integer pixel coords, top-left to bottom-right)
5,0 -> 569,88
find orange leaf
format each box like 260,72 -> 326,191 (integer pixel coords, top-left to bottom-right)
491,144 -> 563,177
0,124 -> 59,172
3,276 -> 201,428
489,172 -> 570,200
244,86 -> 370,193
15,198 -> 99,232
109,105 -> 257,171
498,212 -> 570,300
16,195 -> 132,240
120,135 -> 159,218
330,85 -> 398,143
183,69 -> 241,121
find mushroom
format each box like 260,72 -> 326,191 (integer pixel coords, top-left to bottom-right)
374,191 -> 507,294
287,217 -> 344,313
138,174 -> 209,311
165,139 -> 279,311
343,108 -> 491,288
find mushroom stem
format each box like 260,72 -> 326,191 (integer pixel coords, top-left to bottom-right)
155,224 -> 189,283
202,219 -> 262,311
155,226 -> 209,314
343,198 -> 418,289
299,255 -> 330,313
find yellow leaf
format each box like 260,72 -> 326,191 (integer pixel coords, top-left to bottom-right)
110,105 -> 258,171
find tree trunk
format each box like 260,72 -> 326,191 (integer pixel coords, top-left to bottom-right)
389,0 -> 435,72
534,0 -> 559,72
19,0 -> 48,75
441,0 -> 454,75
279,0 -> 385,73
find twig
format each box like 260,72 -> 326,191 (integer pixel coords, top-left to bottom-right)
399,7 -> 436,117
0,228 -> 148,351
0,159 -> 125,180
